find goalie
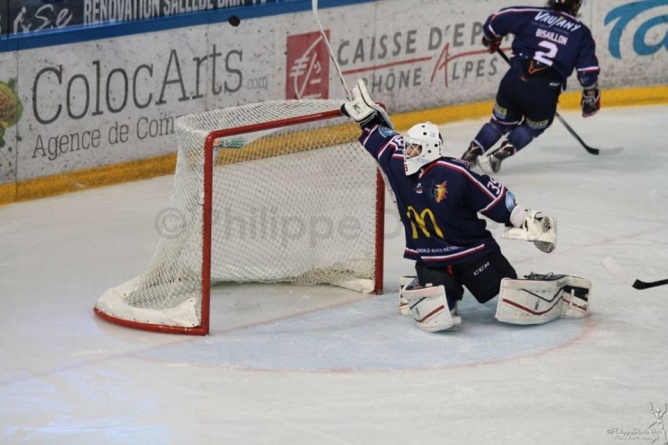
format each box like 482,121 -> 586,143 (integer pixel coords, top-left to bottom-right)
341,79 -> 590,332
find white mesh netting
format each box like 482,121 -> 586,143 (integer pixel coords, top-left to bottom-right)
95,100 -> 382,331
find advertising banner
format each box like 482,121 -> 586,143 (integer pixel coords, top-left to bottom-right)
289,1 -> 506,111
279,0 -> 668,110
1,0 -> 667,189
595,0 -> 668,87
0,50 -> 19,184
9,0 -> 84,34
7,0 -> 305,35
12,17 -> 276,181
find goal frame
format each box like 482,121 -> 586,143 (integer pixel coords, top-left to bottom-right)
94,107 -> 385,335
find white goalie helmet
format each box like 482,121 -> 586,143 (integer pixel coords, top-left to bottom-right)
403,122 -> 444,175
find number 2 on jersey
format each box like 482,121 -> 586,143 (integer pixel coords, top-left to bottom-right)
534,40 -> 558,66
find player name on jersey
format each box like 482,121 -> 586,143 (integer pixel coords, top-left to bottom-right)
535,29 -> 569,46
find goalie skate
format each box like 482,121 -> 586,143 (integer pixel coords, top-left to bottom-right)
398,276 -> 417,316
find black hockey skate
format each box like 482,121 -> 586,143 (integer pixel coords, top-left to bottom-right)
460,142 -> 483,165
480,140 -> 516,174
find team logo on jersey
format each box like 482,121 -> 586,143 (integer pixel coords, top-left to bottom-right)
379,125 -> 395,138
433,181 -> 448,203
406,206 -> 444,239
415,183 -> 423,194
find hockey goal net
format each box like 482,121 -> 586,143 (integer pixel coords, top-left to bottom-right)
94,100 -> 385,335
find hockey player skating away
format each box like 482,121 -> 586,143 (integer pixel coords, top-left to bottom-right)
341,79 -> 591,332
461,0 -> 601,174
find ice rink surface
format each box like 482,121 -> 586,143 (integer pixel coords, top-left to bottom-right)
1,105 -> 667,444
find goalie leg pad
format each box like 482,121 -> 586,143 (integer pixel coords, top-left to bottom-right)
560,276 -> 591,318
402,283 -> 460,332
495,274 -> 591,325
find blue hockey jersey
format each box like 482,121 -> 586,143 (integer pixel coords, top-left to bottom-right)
360,123 -> 517,267
484,6 -> 599,88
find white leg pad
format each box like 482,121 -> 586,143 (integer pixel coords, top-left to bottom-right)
495,274 -> 591,325
496,277 -> 564,325
402,284 -> 459,332
560,276 -> 591,318
398,276 -> 416,316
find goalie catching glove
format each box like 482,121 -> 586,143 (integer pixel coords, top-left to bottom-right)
503,204 -> 557,253
341,79 -> 394,130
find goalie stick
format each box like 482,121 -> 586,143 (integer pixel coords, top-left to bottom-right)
496,50 -> 622,156
311,0 -> 351,100
602,256 -> 668,289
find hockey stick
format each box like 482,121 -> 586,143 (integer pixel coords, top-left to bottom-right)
553,114 -> 622,156
602,256 -> 668,289
496,49 -> 622,156
311,0 -> 352,100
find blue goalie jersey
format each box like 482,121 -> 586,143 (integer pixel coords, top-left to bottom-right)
484,6 -> 600,88
360,123 -> 517,267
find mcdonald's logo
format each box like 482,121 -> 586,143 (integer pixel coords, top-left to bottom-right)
406,206 -> 444,239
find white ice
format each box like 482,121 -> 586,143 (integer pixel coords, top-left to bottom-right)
1,105 -> 667,445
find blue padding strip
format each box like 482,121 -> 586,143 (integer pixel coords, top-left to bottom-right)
0,0 -> 372,53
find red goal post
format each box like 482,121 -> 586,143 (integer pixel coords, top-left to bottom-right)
94,100 -> 385,335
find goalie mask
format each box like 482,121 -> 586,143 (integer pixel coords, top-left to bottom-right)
403,122 -> 443,176
547,0 -> 582,15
